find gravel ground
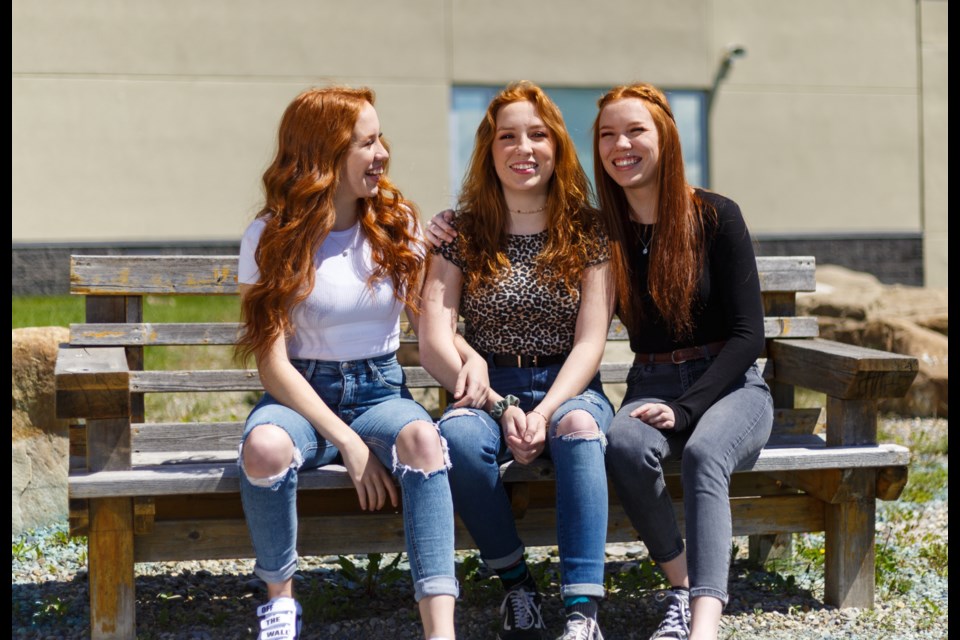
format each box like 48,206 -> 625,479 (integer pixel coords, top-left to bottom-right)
12,417 -> 947,640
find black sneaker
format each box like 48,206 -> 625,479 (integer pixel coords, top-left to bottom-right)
648,588 -> 691,640
497,585 -> 547,639
256,596 -> 302,639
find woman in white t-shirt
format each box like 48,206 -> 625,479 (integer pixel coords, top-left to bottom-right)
235,86 -> 466,640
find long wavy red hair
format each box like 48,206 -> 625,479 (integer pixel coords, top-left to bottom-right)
592,83 -> 714,340
455,81 -> 600,296
237,86 -> 424,364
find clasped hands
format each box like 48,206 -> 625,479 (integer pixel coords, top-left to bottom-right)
450,350 -> 545,465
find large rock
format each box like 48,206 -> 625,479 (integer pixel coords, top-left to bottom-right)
12,327 -> 71,534
797,265 -> 948,418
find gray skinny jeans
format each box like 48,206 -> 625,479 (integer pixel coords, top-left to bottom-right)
606,358 -> 773,604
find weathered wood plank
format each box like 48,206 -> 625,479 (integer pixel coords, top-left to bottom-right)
70,442 -> 910,499
129,409 -> 823,455
824,470 -> 876,608
770,338 -> 919,400
87,418 -> 133,472
69,255 -> 814,295
71,256 -> 239,295
875,466 -> 909,501
55,347 -> 130,420
755,256 -> 816,291
70,316 -> 818,347
88,498 -> 136,639
132,494 -> 823,562
768,468 -> 877,504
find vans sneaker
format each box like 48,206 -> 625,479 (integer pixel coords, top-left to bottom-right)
497,584 -> 546,639
649,588 -> 691,640
256,596 -> 302,640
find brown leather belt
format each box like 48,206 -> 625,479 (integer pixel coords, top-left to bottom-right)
485,352 -> 567,368
633,340 -> 727,365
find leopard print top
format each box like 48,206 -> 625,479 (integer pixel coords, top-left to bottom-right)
435,225 -> 609,357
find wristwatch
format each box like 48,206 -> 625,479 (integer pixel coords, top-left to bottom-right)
489,394 -> 520,420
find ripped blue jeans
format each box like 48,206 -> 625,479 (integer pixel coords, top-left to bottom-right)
438,363 -> 613,599
238,352 -> 458,601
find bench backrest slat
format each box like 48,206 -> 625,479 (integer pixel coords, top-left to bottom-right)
70,316 -> 819,347
129,408 -> 823,456
70,255 -> 816,296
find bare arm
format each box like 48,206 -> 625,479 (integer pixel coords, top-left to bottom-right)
418,257 -> 472,392
239,284 -> 397,511
528,262 -> 616,425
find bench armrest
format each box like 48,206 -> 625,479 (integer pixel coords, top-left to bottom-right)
769,338 -> 918,401
55,346 -> 131,420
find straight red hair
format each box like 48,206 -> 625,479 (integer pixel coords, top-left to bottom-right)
455,81 -> 600,296
592,83 -> 714,340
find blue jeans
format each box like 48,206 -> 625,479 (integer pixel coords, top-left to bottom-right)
238,353 -> 458,601
605,358 -> 773,604
438,361 -> 614,599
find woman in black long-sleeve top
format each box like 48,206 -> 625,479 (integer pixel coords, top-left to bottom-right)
593,83 -> 774,640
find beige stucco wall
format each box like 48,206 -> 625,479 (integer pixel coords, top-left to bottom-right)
920,0 -> 949,287
12,0 -> 946,284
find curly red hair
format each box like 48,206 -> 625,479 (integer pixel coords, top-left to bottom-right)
592,83 -> 714,340
454,81 -> 600,296
237,86 -> 423,364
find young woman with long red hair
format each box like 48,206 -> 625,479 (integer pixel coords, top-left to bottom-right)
236,86 -> 464,640
594,83 -> 773,640
419,81 -> 616,640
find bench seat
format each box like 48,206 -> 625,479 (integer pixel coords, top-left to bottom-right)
55,254 -> 918,638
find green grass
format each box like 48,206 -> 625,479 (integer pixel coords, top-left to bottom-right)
12,295 -> 241,329
11,295 -> 86,328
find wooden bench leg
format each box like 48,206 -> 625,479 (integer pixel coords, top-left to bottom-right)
748,533 -> 792,566
88,497 -> 136,639
823,471 -> 875,608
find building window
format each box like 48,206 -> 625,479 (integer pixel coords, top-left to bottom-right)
449,85 -> 707,206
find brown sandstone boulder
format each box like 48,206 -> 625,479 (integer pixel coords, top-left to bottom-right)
12,327 -> 71,534
797,265 -> 948,418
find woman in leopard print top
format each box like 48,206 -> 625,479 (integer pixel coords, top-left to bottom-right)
419,81 -> 615,640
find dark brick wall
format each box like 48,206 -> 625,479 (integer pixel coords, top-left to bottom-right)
753,233 -> 923,286
11,233 -> 925,295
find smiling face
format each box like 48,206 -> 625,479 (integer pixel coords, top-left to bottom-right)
597,97 -> 661,193
335,101 -> 389,208
490,100 -> 556,200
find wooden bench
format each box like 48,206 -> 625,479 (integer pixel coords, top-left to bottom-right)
55,254 -> 917,639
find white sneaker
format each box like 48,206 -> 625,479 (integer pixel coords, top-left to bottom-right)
256,596 -> 302,639
557,612 -> 604,640
649,588 -> 691,640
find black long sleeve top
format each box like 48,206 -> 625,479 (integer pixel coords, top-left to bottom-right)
626,189 -> 766,432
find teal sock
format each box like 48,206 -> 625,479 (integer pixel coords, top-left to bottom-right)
564,596 -> 598,619
497,562 -> 532,591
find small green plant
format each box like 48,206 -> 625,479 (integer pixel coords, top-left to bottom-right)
300,576 -> 354,621
899,465 -> 948,503
456,553 -> 499,603
337,552 -> 405,596
32,595 -> 70,622
918,537 -> 948,577
913,596 -> 945,631
528,554 -> 558,594
605,558 -> 667,594
875,531 -> 912,596
12,538 -> 40,561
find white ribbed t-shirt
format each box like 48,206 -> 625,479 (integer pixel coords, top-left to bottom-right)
238,217 -> 414,361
